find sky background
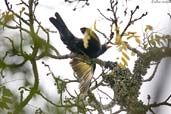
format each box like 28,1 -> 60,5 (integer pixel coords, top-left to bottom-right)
0,0 -> 171,114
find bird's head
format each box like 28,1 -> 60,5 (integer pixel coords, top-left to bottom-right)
80,27 -> 112,57
80,27 -> 97,37
80,27 -> 88,34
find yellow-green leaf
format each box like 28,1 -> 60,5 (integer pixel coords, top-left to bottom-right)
131,51 -> 136,56
135,37 -> 141,44
118,62 -> 125,68
121,57 -> 128,66
150,39 -> 156,46
145,25 -> 153,32
150,35 -> 154,41
118,46 -> 123,52
162,37 -> 167,42
122,51 -> 130,60
121,42 -> 127,50
94,21 -> 97,31
155,34 -> 162,39
115,26 -> 120,32
127,35 -> 134,40
128,31 -> 137,35
115,34 -> 121,44
155,37 -> 161,45
123,33 -> 128,36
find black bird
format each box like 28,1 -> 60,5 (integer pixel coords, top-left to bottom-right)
49,12 -> 111,95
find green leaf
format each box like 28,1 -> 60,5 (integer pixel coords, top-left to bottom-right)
0,102 -> 5,109
0,101 -> 10,109
7,112 -> 13,114
2,96 -> 13,103
0,59 -> 6,68
2,11 -> 14,24
3,87 -> 13,97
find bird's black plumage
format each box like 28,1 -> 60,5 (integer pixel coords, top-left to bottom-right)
49,13 -> 81,53
49,12 -> 109,58
49,12 -> 110,95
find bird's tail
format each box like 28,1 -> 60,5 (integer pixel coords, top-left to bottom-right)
70,59 -> 94,96
49,12 -> 74,46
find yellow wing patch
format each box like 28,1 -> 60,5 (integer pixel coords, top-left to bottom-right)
83,32 -> 91,48
70,59 -> 94,95
83,28 -> 100,49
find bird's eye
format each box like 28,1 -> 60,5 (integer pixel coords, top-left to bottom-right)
80,27 -> 87,34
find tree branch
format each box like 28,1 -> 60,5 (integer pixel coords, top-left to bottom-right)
120,6 -> 148,37
13,60 -> 39,114
149,94 -> 171,108
143,62 -> 160,82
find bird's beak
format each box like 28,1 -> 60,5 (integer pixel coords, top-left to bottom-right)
106,45 -> 112,49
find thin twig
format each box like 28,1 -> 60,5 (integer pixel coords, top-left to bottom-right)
112,109 -> 127,114
97,88 -> 113,100
120,6 -> 147,37
97,9 -> 112,21
126,42 -> 143,57
168,13 -> 171,19
149,94 -> 171,108
149,108 -> 155,114
5,0 -> 30,25
143,62 -> 160,82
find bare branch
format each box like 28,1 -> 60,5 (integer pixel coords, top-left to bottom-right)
126,42 -> 143,57
113,109 -> 127,114
97,9 -> 112,21
143,62 -> 160,82
168,13 -> 171,19
149,94 -> 171,108
88,91 -> 104,114
13,60 -> 39,114
120,6 -> 148,37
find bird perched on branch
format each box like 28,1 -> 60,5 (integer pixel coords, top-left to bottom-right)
49,12 -> 111,96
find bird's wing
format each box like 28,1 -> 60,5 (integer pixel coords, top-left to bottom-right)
49,12 -> 81,52
70,59 -> 94,95
82,28 -> 100,49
